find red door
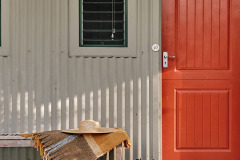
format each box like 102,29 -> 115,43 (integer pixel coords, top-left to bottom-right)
162,0 -> 240,160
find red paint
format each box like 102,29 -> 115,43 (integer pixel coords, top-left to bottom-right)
162,0 -> 240,159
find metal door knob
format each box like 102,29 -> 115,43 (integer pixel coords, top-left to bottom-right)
163,52 -> 175,68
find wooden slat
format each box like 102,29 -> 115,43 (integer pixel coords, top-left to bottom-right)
186,0 -> 195,68
195,0 -> 204,68
219,0 -> 229,68
218,91 -> 229,148
186,92 -> 195,148
177,91 -> 187,148
203,0 -> 212,68
212,0 -> 220,67
210,92 -> 219,148
178,0 -> 187,68
194,92 -> 203,148
203,92 -> 211,148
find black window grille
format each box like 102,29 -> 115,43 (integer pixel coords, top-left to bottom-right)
79,0 -> 127,47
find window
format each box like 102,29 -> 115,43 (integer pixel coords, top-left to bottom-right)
80,0 -> 127,47
69,0 -> 137,57
0,0 -> 9,56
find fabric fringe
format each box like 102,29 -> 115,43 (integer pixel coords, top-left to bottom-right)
124,137 -> 131,149
20,133 -> 47,159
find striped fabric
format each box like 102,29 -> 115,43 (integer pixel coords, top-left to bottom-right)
20,129 -> 131,160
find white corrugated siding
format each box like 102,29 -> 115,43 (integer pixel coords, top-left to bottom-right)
0,0 -> 161,160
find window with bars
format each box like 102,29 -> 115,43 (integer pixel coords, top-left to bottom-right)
79,0 -> 127,47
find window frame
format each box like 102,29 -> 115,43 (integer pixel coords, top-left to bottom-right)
69,0 -> 137,57
79,0 -> 128,48
0,0 -> 9,56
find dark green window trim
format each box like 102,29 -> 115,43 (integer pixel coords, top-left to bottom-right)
79,0 -> 128,47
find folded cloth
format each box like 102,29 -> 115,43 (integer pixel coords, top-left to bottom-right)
20,128 -> 131,160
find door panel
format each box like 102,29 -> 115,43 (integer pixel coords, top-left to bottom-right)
162,0 -> 234,80
177,0 -> 229,70
163,80 -> 240,159
162,0 -> 240,159
176,89 -> 229,149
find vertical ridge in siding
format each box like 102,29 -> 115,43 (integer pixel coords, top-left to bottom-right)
125,59 -> 130,159
0,58 -> 4,133
109,58 -> 116,128
27,0 -> 35,133
32,0 -> 38,133
50,0 -> 56,130
55,0 -> 61,130
151,0 -> 161,159
117,58 -> 122,128
77,58 -> 83,122
101,58 -> 107,127
11,0 -> 19,133
85,58 -> 91,120
43,0 -> 51,131
19,0 -> 27,134
81,58 -> 86,121
60,0 -> 69,130
141,0 -> 150,159
93,58 -> 100,122
35,0 -> 43,132
68,56 -> 75,129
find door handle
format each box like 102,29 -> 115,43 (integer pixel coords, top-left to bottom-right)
163,52 -> 175,68
164,55 -> 175,59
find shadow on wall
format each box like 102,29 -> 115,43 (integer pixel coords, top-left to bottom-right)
0,57 -> 141,133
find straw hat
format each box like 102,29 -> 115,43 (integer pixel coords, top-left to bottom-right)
61,120 -> 117,134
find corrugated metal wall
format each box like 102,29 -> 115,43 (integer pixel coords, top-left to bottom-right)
0,148 -> 41,160
0,0 -> 161,160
